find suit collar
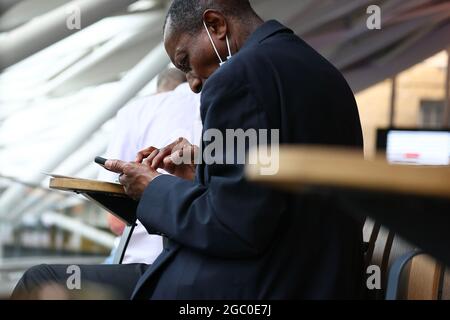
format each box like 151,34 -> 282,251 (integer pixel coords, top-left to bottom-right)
242,20 -> 293,49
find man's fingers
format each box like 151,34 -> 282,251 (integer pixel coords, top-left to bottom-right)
142,157 -> 151,167
104,159 -> 127,173
146,149 -> 160,164
151,148 -> 172,170
143,138 -> 187,169
135,146 -> 158,163
162,156 -> 176,174
119,173 -> 127,185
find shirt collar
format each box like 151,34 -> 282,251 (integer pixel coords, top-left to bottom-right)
242,20 -> 293,50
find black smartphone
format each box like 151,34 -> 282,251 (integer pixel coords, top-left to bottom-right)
95,156 -> 108,168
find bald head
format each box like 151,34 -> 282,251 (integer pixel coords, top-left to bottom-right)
164,0 -> 256,35
156,68 -> 187,93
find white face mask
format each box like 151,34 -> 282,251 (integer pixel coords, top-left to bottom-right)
203,20 -> 232,67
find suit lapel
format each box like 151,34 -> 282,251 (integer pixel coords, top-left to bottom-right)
131,244 -> 180,299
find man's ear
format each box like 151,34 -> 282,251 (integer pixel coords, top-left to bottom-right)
203,10 -> 228,40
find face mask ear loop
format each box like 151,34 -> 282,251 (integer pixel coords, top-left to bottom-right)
225,35 -> 232,61
203,21 -> 224,65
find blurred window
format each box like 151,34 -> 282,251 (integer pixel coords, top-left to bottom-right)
419,100 -> 444,128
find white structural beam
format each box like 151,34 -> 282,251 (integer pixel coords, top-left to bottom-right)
6,134 -> 108,222
41,211 -> 115,249
43,31 -> 140,95
47,14 -> 165,97
0,0 -> 70,32
16,164 -> 102,229
0,42 -> 170,219
0,0 -> 138,70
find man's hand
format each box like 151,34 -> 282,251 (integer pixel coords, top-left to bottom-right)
104,160 -> 160,200
135,137 -> 198,181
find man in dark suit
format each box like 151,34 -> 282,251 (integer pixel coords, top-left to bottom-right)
13,0 -> 364,300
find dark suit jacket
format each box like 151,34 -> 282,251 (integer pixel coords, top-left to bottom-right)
132,20 -> 364,300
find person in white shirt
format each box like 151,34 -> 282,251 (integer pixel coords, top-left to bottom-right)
98,68 -> 202,264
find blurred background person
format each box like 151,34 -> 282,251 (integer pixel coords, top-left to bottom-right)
99,68 -> 202,265
155,68 -> 188,94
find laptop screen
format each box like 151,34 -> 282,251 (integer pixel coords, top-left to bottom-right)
377,129 -> 450,166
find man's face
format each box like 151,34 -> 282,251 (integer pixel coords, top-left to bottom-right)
164,21 -> 222,93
